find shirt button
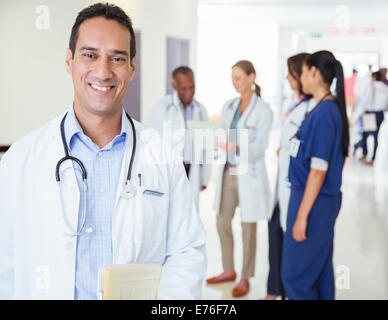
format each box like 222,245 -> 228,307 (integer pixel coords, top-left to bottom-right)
64,241 -> 73,250
100,188 -> 104,193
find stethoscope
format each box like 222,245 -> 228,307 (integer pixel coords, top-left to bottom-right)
55,111 -> 137,237
167,94 -> 205,121
224,95 -> 258,176
227,94 -> 258,129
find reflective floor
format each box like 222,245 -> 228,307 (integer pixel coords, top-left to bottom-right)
199,129 -> 388,300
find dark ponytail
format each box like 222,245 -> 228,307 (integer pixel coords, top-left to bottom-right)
334,60 -> 349,157
305,51 -> 349,157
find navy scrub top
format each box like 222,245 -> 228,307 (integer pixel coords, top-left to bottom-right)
288,99 -> 345,196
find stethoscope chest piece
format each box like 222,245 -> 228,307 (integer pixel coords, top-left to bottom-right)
121,181 -> 137,199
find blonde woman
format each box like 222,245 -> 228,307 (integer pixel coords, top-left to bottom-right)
207,60 -> 273,297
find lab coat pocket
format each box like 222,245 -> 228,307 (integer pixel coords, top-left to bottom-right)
135,186 -> 168,242
115,186 -> 168,263
248,127 -> 257,143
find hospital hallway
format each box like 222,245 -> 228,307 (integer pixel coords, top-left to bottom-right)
199,130 -> 388,300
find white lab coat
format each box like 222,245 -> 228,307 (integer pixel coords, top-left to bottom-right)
270,98 -> 316,230
0,114 -> 207,300
352,82 -> 388,123
148,92 -> 212,208
213,93 -> 273,222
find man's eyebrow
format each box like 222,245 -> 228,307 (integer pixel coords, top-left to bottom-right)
112,50 -> 129,57
80,46 -> 98,51
79,47 -> 129,57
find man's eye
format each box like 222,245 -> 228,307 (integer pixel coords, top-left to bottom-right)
112,57 -> 125,63
83,53 -> 95,59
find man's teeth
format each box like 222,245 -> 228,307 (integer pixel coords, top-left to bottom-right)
91,84 -> 112,91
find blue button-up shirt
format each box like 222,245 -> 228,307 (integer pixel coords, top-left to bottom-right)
63,107 -> 129,300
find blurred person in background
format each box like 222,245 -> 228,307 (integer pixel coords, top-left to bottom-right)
148,66 -> 211,209
264,52 -> 314,300
352,70 -> 388,165
281,51 -> 349,300
379,67 -> 388,86
207,60 -> 273,298
344,68 -> 358,117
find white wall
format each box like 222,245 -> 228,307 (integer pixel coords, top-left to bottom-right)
197,2 -> 388,120
0,0 -> 83,145
196,5 -> 279,119
0,0 -> 198,145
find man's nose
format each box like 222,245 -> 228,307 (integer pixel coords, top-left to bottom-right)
93,56 -> 112,81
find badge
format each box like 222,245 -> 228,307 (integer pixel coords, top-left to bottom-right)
288,137 -> 301,158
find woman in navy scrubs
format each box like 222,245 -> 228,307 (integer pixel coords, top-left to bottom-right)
281,51 -> 349,300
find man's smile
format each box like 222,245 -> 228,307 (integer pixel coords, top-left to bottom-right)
87,82 -> 116,95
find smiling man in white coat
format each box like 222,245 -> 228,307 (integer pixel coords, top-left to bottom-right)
148,67 -> 211,209
0,3 -> 206,300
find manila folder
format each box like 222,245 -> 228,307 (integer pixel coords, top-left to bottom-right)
100,264 -> 163,300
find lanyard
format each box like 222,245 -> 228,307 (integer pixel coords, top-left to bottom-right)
290,92 -> 331,141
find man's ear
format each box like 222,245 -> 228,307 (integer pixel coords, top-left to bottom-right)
65,48 -> 73,75
172,79 -> 177,91
129,56 -> 136,82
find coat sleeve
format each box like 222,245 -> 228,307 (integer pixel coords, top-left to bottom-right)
157,160 -> 207,299
199,106 -> 212,187
240,102 -> 273,163
0,150 -> 15,299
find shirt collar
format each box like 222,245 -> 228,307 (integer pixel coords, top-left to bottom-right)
63,106 -> 130,152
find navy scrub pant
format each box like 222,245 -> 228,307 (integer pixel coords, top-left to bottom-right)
357,111 -> 385,160
267,203 -> 286,296
281,187 -> 342,300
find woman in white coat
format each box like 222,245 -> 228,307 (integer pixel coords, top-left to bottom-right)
207,60 -> 273,297
264,53 -> 314,300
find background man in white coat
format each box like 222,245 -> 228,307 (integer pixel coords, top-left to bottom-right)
0,3 -> 206,300
148,67 -> 211,209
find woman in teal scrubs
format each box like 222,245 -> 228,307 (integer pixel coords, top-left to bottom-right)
281,51 -> 349,300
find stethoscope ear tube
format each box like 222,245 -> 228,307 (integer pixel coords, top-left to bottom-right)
55,155 -> 87,182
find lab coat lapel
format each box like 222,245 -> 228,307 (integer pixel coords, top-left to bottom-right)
48,115 -> 80,236
171,92 -> 185,129
225,98 -> 240,128
238,93 -> 257,129
113,119 -> 136,211
193,101 -> 202,121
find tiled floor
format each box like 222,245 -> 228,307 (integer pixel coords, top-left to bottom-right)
199,130 -> 388,300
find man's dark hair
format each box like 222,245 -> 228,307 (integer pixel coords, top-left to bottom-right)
372,71 -> 382,81
69,2 -> 136,61
172,66 -> 194,79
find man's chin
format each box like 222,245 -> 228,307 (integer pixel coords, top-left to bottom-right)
84,102 -> 121,115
